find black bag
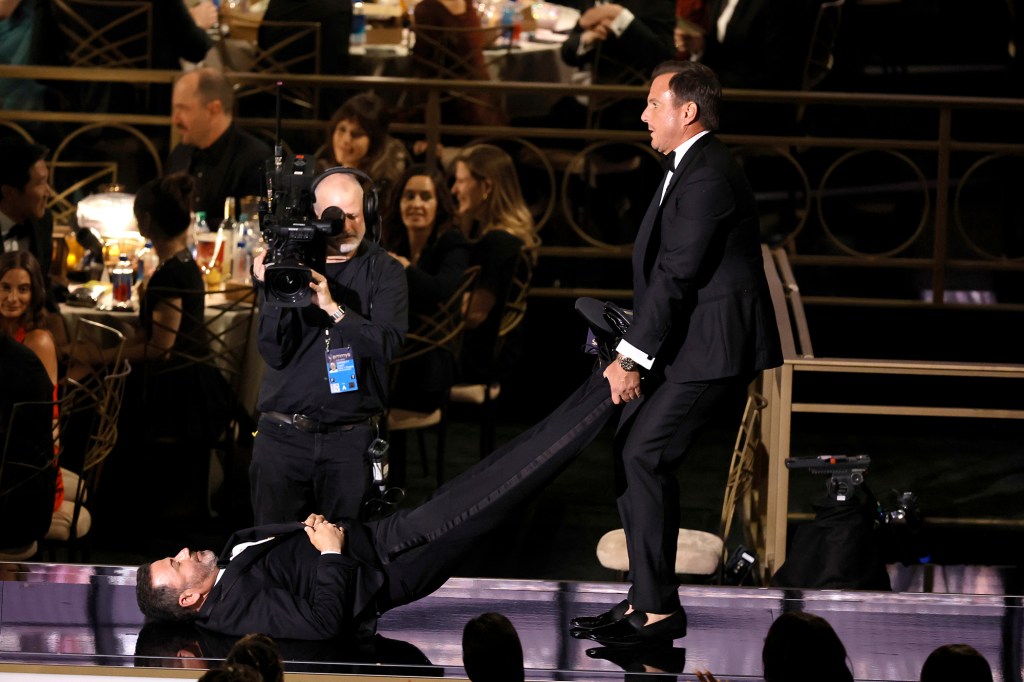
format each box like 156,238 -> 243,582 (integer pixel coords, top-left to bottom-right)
575,297 -> 633,361
771,488 -> 892,590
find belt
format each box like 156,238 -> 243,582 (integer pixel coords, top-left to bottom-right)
262,411 -> 369,434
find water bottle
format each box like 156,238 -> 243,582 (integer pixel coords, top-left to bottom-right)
112,254 -> 134,305
352,2 -> 367,47
136,241 -> 159,284
501,1 -> 520,45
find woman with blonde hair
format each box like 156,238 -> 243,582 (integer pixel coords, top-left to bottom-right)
450,144 -> 538,383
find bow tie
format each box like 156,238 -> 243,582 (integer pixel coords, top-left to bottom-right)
660,153 -> 677,172
4,222 -> 31,241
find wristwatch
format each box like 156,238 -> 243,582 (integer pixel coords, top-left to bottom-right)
617,354 -> 638,372
329,305 -> 345,325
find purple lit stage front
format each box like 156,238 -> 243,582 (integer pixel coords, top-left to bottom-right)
0,562 -> 1020,680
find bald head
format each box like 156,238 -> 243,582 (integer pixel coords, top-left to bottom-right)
313,170 -> 368,258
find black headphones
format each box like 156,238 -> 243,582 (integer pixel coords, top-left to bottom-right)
310,166 -> 381,242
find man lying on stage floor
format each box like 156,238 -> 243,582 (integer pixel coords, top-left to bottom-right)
136,371 -> 615,640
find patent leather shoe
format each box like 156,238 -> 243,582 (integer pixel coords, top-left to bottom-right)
569,599 -> 630,630
586,644 -> 687,673
584,610 -> 687,647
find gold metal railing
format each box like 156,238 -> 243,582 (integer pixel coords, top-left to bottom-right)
4,64 -> 1024,308
754,245 -> 1024,581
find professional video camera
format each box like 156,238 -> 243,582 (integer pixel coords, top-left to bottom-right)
258,148 -> 347,307
786,453 -> 872,502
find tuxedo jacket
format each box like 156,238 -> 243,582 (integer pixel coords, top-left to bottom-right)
624,133 -> 782,383
195,522 -> 384,640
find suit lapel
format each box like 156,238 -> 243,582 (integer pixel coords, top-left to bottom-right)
634,134 -> 716,285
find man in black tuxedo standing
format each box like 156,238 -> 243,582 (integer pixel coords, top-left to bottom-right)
135,371 -> 615,640
0,137 -> 59,309
571,61 -> 781,647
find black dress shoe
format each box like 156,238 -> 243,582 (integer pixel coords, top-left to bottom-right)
586,644 -> 687,673
570,599 -> 630,630
584,610 -> 687,647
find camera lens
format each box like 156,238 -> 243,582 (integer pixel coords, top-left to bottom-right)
266,264 -> 313,305
272,271 -> 303,297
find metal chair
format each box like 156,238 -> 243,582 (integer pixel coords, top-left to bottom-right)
44,362 -> 132,559
50,0 -> 153,111
449,248 -> 533,457
408,22 -> 510,125
140,285 -> 258,516
224,18 -> 323,117
596,390 -> 768,582
387,266 -> 481,487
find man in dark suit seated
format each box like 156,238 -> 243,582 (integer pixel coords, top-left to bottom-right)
135,370 -> 615,640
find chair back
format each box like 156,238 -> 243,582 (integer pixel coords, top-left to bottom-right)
61,361 -> 132,544
228,19 -> 322,116
409,23 -> 509,125
143,285 -> 258,395
392,266 -> 482,374
718,390 -> 768,548
496,247 -> 533,340
51,0 -> 153,68
65,318 -> 128,404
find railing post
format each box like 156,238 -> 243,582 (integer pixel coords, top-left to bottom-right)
425,88 -> 441,170
932,106 -> 952,305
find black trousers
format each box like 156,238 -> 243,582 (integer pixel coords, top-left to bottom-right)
368,370 -> 614,612
250,416 -> 374,525
614,374 -> 750,613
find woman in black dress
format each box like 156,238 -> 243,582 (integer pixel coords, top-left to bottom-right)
383,163 -> 470,411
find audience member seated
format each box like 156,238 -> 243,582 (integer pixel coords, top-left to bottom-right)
316,94 -> 410,201
166,68 -> 272,226
676,0 -> 812,132
450,144 -> 537,384
260,0 -> 352,115
0,0 -> 53,112
0,328 -> 55,553
0,250 -> 64,513
551,0 -> 675,130
920,643 -> 993,682
410,0 -> 504,126
383,163 -> 470,412
80,173 -> 233,527
225,633 -> 285,682
0,137 -> 65,310
462,612 -> 525,682
148,0 -> 215,69
696,610 -> 854,682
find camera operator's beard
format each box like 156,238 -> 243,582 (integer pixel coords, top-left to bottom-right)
328,234 -> 362,257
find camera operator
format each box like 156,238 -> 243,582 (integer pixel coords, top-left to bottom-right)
250,168 -> 408,524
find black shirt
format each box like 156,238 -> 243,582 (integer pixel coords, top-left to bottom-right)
166,122 -> 271,226
256,242 -> 408,423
